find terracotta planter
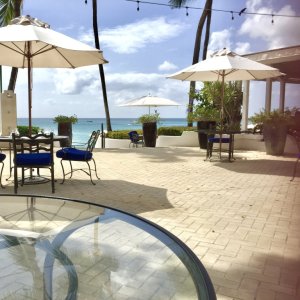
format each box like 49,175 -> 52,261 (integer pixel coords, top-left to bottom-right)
58,122 -> 72,147
197,121 -> 216,149
263,122 -> 288,155
142,122 -> 157,147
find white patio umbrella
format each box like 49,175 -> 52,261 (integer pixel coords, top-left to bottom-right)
0,15 -> 108,134
167,48 -> 283,129
119,95 -> 180,114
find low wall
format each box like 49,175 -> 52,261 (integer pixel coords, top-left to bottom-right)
95,131 -> 298,154
156,131 -> 199,147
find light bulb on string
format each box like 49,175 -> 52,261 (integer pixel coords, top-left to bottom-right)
137,0 -> 140,11
271,14 -> 274,24
186,6 -> 189,16
231,11 -> 234,20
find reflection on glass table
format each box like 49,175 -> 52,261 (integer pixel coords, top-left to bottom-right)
0,195 -> 216,299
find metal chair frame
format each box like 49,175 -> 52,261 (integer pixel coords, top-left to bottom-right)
128,131 -> 144,148
0,157 -> 5,188
58,130 -> 100,185
12,133 -> 55,193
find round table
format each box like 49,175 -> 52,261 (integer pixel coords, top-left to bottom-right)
0,195 -> 216,299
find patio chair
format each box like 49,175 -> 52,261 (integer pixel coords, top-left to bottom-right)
12,133 -> 55,193
0,153 -> 6,188
206,134 -> 233,161
56,130 -> 100,185
128,131 -> 144,148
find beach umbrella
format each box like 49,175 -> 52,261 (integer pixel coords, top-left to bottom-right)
167,48 -> 283,130
0,15 -> 108,134
119,94 -> 180,114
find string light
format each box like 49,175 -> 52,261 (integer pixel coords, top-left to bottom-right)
186,6 -> 189,17
125,0 -> 300,22
137,0 -> 140,11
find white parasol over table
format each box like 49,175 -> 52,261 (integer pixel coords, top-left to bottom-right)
0,15 -> 108,134
119,95 -> 180,114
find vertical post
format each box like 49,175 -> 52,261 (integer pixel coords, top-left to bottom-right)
241,80 -> 250,131
279,80 -> 285,113
265,79 -> 272,113
27,41 -> 32,136
0,66 -> 2,93
101,123 -> 105,149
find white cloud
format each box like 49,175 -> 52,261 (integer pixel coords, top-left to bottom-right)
207,29 -> 249,55
105,71 -> 189,105
207,29 -> 233,55
158,61 -> 178,71
81,17 -> 187,54
53,66 -> 99,94
239,3 -> 300,49
234,42 -> 251,55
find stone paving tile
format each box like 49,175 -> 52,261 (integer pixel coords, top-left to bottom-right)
0,147 -> 299,299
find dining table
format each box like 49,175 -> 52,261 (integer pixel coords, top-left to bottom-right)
196,129 -> 252,161
0,194 -> 217,299
0,135 -> 69,182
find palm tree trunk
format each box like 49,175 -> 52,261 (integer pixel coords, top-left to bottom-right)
92,0 -> 112,131
8,67 -> 18,91
187,0 -> 212,126
202,0 -> 212,61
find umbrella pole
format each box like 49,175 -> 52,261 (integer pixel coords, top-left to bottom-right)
27,41 -> 32,136
219,71 -> 225,159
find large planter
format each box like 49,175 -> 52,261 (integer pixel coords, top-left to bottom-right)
263,122 -> 288,155
58,122 -> 72,147
197,121 -> 216,149
143,122 -> 157,147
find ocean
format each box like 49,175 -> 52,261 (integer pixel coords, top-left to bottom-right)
17,118 -> 191,144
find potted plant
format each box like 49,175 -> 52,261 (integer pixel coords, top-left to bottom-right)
137,112 -> 160,147
188,95 -> 220,149
53,115 -> 78,147
249,108 -> 297,155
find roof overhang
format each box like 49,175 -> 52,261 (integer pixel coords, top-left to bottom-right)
243,45 -> 300,84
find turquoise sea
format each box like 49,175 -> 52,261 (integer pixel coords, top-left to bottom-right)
17,118 -> 192,144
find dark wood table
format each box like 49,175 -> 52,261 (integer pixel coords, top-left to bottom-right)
196,130 -> 252,161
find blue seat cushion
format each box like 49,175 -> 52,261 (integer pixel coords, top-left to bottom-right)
56,147 -> 92,161
208,137 -> 231,143
16,153 -> 52,166
0,153 -> 6,162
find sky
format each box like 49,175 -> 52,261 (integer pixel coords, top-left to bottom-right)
1,0 -> 300,120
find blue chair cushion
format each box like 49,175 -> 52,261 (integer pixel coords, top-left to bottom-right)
208,137 -> 230,143
56,147 -> 92,161
16,153 -> 52,166
0,153 -> 6,162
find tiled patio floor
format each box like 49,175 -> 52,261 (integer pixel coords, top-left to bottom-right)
0,147 -> 299,300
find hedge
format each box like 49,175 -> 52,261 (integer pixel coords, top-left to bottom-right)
17,125 -> 40,135
106,126 -> 196,139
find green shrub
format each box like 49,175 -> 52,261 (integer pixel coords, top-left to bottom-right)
106,130 -> 143,139
106,127 -> 197,139
158,126 -> 196,136
137,113 -> 160,124
17,125 -> 40,135
53,114 -> 78,124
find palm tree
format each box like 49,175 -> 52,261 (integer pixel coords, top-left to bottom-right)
0,0 -> 23,91
85,0 -> 112,131
169,0 -> 213,126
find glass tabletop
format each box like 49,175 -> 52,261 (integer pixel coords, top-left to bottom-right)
0,195 -> 216,300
